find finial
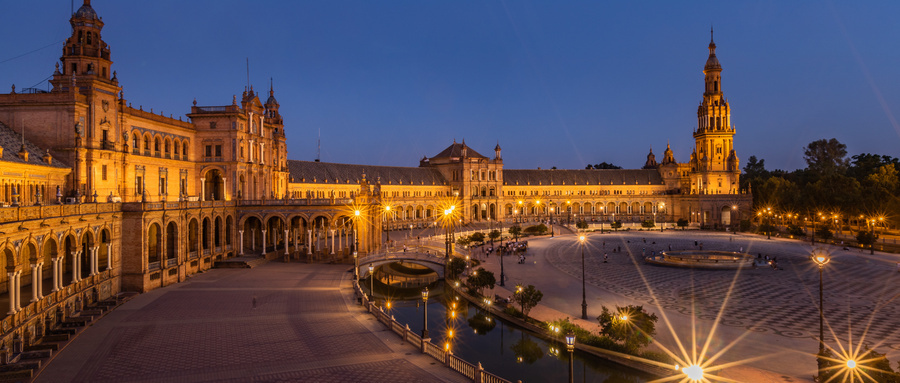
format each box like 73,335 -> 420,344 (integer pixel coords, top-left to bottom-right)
710,25 -> 714,44
270,77 -> 274,95
193,98 -> 197,106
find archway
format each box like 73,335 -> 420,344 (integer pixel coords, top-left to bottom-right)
202,218 -> 211,252
266,216 -> 285,253
242,217 -> 263,254
225,216 -> 233,251
63,235 -> 75,286
99,229 -> 110,271
147,224 -> 160,265
81,231 -> 94,279
22,242 -> 37,303
166,222 -> 177,265
204,169 -> 224,201
214,216 -> 222,249
42,238 -> 57,296
721,206 -> 732,226
188,219 -> 199,255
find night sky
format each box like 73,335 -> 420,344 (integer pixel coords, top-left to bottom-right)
3,1 -> 899,171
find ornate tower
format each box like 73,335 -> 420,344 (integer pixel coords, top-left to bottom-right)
690,29 -> 740,194
51,0 -> 115,87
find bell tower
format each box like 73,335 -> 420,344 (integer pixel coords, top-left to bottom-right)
51,0 -> 115,89
690,28 -> 740,195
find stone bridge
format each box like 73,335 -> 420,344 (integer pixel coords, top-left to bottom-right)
357,249 -> 446,279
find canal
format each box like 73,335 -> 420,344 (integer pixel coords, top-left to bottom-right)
365,278 -> 653,383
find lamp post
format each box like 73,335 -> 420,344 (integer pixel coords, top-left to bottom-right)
549,200 -> 554,237
384,205 -> 391,246
566,200 -> 572,225
369,264 -> 375,300
422,287 -> 430,339
354,209 -> 361,254
811,250 -> 830,379
659,202 -> 666,232
579,235 -> 587,319
353,251 -> 359,281
565,331 -> 575,383
766,207 -> 772,239
499,238 -> 506,287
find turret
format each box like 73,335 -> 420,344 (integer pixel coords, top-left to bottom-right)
51,0 -> 114,91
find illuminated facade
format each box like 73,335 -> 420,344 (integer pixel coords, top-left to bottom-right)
0,1 -> 750,350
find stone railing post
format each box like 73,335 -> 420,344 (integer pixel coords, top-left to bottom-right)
476,362 -> 484,383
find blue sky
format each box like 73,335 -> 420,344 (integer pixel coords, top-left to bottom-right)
3,1 -> 899,171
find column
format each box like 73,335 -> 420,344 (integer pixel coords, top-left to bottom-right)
30,264 -> 39,302
307,230 -> 313,254
239,230 -> 244,255
36,263 -> 43,300
294,230 -> 299,253
330,230 -> 336,255
221,177 -> 227,201
106,243 -> 112,271
7,272 -> 15,314
261,230 -> 267,255
73,250 -> 81,282
14,271 -> 21,311
200,178 -> 206,201
51,258 -> 59,292
89,247 -> 97,276
338,229 -> 343,252
284,229 -> 290,255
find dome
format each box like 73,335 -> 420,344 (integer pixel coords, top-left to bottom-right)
266,94 -> 278,106
74,1 -> 98,20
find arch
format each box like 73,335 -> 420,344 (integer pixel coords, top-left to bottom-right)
202,217 -> 211,251
242,216 -> 263,254
143,132 -> 151,152
153,135 -> 161,155
164,137 -> 172,157
174,138 -> 181,156
132,133 -> 139,151
182,141 -> 189,160
266,216 -> 286,253
204,168 -> 224,201
81,230 -> 94,279
99,228 -> 110,271
188,219 -> 199,253
62,234 -> 76,286
721,205 -> 732,226
166,222 -> 177,263
214,216 -> 223,248
225,216 -> 233,247
148,223 -> 161,264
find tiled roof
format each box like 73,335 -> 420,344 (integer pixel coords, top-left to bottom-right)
0,121 -> 69,168
430,141 -> 487,160
287,160 -> 447,186
503,169 -> 663,186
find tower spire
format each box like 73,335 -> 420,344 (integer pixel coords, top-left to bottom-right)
710,25 -> 714,44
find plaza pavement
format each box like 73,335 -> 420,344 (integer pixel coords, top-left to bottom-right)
475,229 -> 900,382
35,263 -> 469,383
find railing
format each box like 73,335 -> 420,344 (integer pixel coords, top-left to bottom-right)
356,283 -> 511,383
0,203 -> 122,224
148,261 -> 161,271
188,251 -> 198,260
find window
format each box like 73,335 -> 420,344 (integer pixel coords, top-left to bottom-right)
101,165 -> 107,180
132,134 -> 138,149
215,145 -> 222,157
164,140 -> 170,154
205,145 -> 212,157
101,129 -> 108,143
71,63 -> 77,75
209,121 -> 217,129
154,138 -> 160,152
174,142 -> 179,155
136,176 -> 143,195
159,177 -> 166,195
182,143 -> 188,159
86,31 -> 93,45
144,137 -> 150,150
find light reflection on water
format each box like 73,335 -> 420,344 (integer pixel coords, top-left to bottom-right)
376,283 -> 653,383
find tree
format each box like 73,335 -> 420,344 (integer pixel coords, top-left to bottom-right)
597,305 -> 658,352
511,336 -> 544,364
857,230 -> 878,254
804,138 -> 849,177
446,257 -> 466,279
586,162 -> 623,170
677,218 -> 689,229
741,155 -> 770,192
467,267 -> 496,296
456,236 -> 472,248
523,224 -> 548,235
816,227 -> 833,241
641,220 -> 655,228
488,229 -> 501,243
575,220 -> 588,230
470,231 -> 486,244
468,311 -> 496,335
817,345 -> 900,383
508,225 -> 522,241
610,220 -> 622,231
513,284 -> 543,318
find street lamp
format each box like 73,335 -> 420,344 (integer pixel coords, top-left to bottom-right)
354,209 -> 361,253
384,205 -> 391,245
811,250 -> 830,379
682,364 -> 704,381
566,200 -> 572,225
565,331 -> 575,383
549,200 -> 555,237
579,235 -> 587,319
353,251 -> 359,281
368,264 -> 375,300
659,202 -> 666,232
766,207 -> 772,239
499,237 -> 506,287
422,287 -> 429,339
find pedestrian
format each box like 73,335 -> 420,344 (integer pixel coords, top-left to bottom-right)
668,244 -> 672,251
739,246 -> 743,253
604,253 -> 608,263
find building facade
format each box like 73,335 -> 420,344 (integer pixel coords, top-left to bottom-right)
0,1 -> 750,350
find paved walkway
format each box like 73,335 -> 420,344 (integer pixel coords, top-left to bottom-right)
477,231 -> 900,382
36,263 -> 468,383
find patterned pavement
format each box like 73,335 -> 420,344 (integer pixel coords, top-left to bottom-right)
36,263 -> 468,383
545,232 -> 900,351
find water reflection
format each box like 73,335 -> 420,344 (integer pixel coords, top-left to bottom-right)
380,284 -> 654,383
